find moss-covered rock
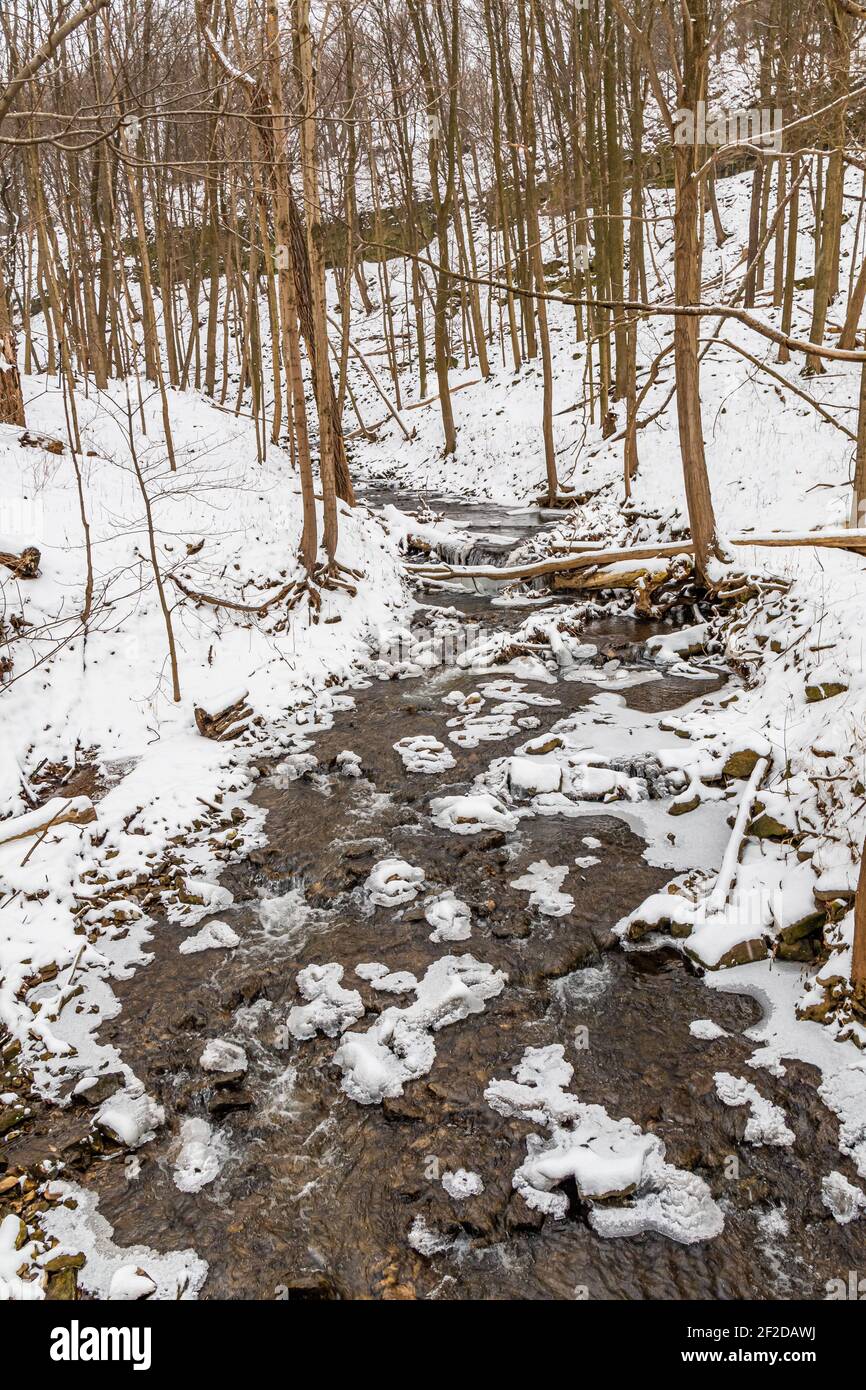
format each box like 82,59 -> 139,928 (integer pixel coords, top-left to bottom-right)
748,812 -> 790,839
805,681 -> 848,703
722,748 -> 762,779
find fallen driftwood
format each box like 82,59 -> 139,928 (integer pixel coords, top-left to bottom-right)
0,796 -> 96,849
194,689 -> 253,741
407,528 -> 866,583
706,756 -> 770,915
0,546 -> 41,579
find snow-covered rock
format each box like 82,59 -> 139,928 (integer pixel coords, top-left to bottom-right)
364,857 -> 425,907
287,964 -> 365,1040
179,919 -> 240,954
487,1045 -> 723,1244
334,955 -> 507,1105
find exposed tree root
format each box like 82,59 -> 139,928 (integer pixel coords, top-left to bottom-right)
171,574 -> 297,615
0,546 -> 41,579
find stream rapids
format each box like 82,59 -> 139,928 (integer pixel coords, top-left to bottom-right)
24,494 -> 866,1300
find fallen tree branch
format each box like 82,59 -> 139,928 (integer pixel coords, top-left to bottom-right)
0,796 -> 96,850
382,246 -> 866,364
194,692 -> 254,741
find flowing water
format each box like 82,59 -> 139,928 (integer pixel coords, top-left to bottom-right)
25,494 -> 864,1300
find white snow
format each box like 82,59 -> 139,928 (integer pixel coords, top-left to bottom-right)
713,1072 -> 795,1147
179,919 -> 240,954
364,856 -> 425,907
334,955 -> 506,1105
486,1046 -> 723,1244
39,1182 -> 207,1299
287,963 -> 365,1040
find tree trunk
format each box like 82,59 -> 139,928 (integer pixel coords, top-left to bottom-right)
671,1 -> 721,582
0,260 -> 25,428
853,834 -> 866,1012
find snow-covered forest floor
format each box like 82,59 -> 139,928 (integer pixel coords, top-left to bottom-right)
3,156 -> 866,1300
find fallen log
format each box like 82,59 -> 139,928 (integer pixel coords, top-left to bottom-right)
408,541 -> 694,583
0,796 -> 96,849
0,546 -> 41,579
553,561 -> 674,592
407,528 -> 866,583
194,689 -> 253,741
19,431 -> 64,455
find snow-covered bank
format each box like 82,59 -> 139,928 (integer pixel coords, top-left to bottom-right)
0,379 -> 409,1097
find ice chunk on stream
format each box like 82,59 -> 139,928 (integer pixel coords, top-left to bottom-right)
94,1087 -> 163,1149
199,1038 -> 248,1075
714,1072 -> 795,1146
442,1169 -> 484,1200
334,955 -> 507,1105
486,1045 -> 723,1245
430,792 -> 518,835
394,735 -> 456,774
690,1019 -> 728,1040
365,857 -> 425,907
287,963 -> 365,1039
272,752 -> 318,785
173,1118 -> 227,1194
407,1215 -> 455,1257
355,962 -> 417,994
425,891 -> 472,942
179,919 -> 240,954
821,1170 -> 866,1224
511,860 -> 574,917
108,1266 -> 158,1301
